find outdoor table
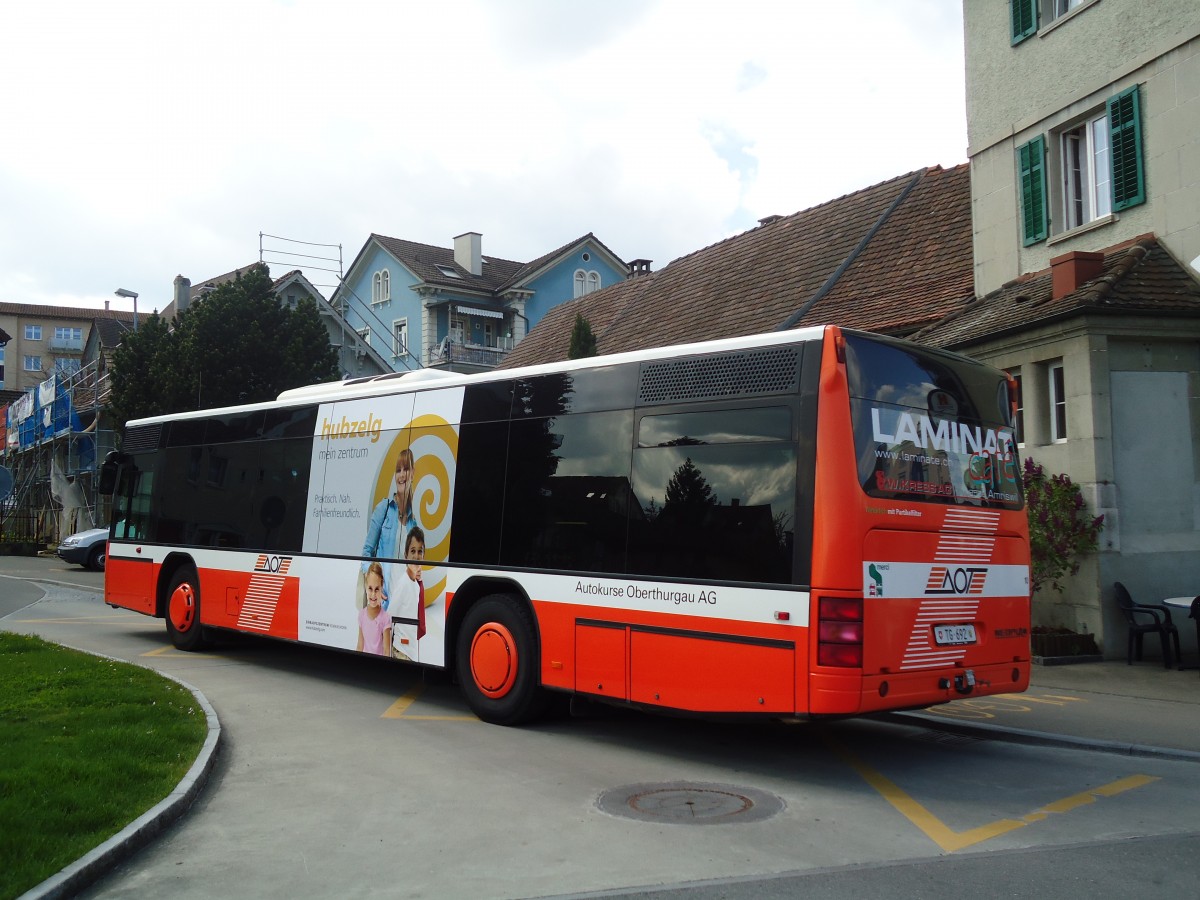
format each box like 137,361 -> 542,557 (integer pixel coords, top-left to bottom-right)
1163,596 -> 1200,671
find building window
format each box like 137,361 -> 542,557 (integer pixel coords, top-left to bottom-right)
393,319 -> 408,356
450,315 -> 466,344
573,269 -> 602,298
1051,0 -> 1086,17
372,269 -> 390,304
1049,362 -> 1067,441
1021,85 -> 1143,244
1012,371 -> 1025,444
54,326 -> 82,342
24,355 -> 42,372
1061,112 -> 1111,229
25,324 -> 42,341
55,358 -> 82,375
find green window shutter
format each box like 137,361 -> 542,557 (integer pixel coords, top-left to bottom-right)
1108,85 -> 1145,211
1011,0 -> 1037,44
1018,136 -> 1048,246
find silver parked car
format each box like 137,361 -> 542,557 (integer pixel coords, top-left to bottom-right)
57,527 -> 108,571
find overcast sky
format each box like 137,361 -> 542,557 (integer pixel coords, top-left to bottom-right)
1,0 -> 968,313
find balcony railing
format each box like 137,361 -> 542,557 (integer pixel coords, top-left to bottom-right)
426,337 -> 513,369
50,337 -> 84,351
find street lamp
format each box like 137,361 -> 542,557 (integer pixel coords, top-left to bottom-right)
114,288 -> 138,331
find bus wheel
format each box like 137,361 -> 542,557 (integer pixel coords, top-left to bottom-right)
456,594 -> 547,725
166,568 -> 208,652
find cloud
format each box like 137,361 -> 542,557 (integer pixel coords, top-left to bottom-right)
0,0 -> 966,308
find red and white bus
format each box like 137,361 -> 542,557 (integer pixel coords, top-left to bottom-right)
102,325 -> 1030,725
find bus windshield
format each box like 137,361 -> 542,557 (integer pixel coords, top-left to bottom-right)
845,332 -> 1022,509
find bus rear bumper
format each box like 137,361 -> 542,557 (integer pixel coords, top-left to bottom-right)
810,661 -> 1030,715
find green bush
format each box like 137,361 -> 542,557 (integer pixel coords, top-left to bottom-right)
1023,459 -> 1104,594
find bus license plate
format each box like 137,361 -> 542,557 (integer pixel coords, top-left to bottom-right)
934,624 -> 977,646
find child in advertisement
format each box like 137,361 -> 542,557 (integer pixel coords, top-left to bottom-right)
390,526 -> 427,660
361,448 -> 417,606
356,562 -> 392,656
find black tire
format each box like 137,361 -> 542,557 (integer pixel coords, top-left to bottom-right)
455,594 -> 548,725
165,567 -> 209,651
87,544 -> 106,572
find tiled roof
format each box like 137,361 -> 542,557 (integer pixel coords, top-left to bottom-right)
807,164 -> 975,334
92,316 -> 134,349
0,302 -> 136,323
502,165 -> 977,367
498,232 -> 626,291
373,235 -> 525,293
914,235 -> 1200,349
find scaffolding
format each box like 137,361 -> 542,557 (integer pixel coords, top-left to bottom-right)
0,358 -> 118,548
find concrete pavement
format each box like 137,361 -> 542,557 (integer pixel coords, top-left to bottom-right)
6,561 -> 1200,898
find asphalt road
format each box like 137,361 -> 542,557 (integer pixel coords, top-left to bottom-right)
3,556 -> 1199,900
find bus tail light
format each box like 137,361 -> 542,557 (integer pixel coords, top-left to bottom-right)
818,596 -> 863,668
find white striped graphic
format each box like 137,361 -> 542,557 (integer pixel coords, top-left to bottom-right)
237,573 -> 286,632
934,508 -> 1000,563
900,597 -> 981,670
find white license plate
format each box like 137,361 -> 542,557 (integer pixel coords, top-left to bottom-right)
933,624 -> 977,646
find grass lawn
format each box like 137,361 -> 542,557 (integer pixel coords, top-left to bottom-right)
0,632 -> 208,898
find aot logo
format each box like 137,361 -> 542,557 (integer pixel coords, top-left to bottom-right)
254,555 -> 292,575
926,566 -> 987,595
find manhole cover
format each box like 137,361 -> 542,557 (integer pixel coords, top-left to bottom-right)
597,782 -> 784,825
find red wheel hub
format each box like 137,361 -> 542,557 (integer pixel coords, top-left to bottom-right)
469,622 -> 518,699
169,583 -> 196,633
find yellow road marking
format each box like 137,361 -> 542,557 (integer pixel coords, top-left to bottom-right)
140,645 -> 222,659
992,692 -> 1085,706
382,683 -> 476,721
12,616 -> 135,624
825,733 -> 1159,853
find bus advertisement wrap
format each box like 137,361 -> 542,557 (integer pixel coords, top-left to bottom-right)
300,388 -> 463,665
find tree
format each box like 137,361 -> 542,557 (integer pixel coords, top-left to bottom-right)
108,264 -> 339,427
567,312 -> 597,359
1023,458 -> 1104,594
664,457 -> 718,509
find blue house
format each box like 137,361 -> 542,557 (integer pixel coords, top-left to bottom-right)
330,231 -> 629,373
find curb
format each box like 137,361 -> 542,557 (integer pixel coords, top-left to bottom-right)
18,671 -> 222,900
885,709 -> 1200,763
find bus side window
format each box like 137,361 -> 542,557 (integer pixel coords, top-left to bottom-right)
500,410 -> 633,574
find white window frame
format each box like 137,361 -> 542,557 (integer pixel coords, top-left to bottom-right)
1059,110 -> 1112,231
25,324 -> 42,341
23,355 -> 42,372
450,315 -> 466,344
1049,362 -> 1068,442
371,270 -> 390,304
1012,370 -> 1025,446
393,318 -> 408,357
55,357 -> 82,375
573,269 -> 602,298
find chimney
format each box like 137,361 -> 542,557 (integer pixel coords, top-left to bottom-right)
174,275 -> 192,319
453,232 -> 482,276
628,259 -> 652,277
1050,251 -> 1105,299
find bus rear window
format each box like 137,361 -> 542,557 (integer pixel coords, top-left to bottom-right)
844,333 -> 1021,509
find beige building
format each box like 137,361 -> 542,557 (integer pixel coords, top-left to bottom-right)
967,0 -> 1200,295
944,0 -> 1200,651
0,303 -> 121,393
